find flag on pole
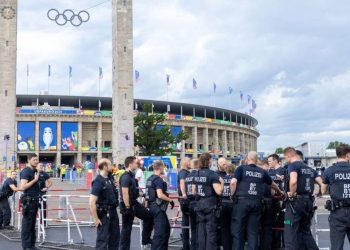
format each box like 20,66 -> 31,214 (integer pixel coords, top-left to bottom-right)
193,78 -> 197,89
229,86 -> 233,94
48,64 -> 51,77
135,70 -> 140,82
213,82 -> 217,93
240,91 -> 243,101
252,99 -> 257,110
27,64 -> 29,76
99,67 -> 103,79
247,95 -> 251,104
166,74 -> 170,86
69,66 -> 72,78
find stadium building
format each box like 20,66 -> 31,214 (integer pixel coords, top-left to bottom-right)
12,94 -> 259,167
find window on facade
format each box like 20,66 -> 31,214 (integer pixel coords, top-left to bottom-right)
104,141 -> 111,147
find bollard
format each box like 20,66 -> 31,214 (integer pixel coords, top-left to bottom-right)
58,196 -> 67,219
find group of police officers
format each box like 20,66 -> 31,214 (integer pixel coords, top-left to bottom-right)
1,144 -> 350,250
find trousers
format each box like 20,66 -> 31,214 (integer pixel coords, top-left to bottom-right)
231,198 -> 262,250
149,203 -> 170,250
329,206 -> 350,250
120,202 -> 153,250
196,206 -> 217,250
96,207 -> 120,250
21,199 -> 39,248
0,198 -> 11,227
284,198 -> 318,250
189,200 -> 198,250
220,201 -> 233,250
180,199 -> 190,250
259,199 -> 273,250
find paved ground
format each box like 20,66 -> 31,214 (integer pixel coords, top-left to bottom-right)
1,178 -> 348,249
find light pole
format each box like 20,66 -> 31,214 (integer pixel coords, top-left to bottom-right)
4,134 -> 10,169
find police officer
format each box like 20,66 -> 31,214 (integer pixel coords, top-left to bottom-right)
187,158 -> 200,250
89,158 -> 120,250
230,151 -> 283,250
216,157 -> 227,249
193,153 -> 223,250
177,157 -> 191,250
119,156 -> 153,250
145,160 -> 174,250
220,163 -> 235,250
267,154 -> 286,249
321,144 -> 350,250
37,163 -> 53,226
0,171 -> 22,229
20,154 -> 41,250
259,159 -> 274,250
283,147 -> 322,250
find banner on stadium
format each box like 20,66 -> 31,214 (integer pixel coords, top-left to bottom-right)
17,122 -> 35,151
40,122 -> 57,151
61,122 -> 78,151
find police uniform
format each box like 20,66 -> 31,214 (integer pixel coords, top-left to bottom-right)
193,167 -> 220,250
178,168 -> 190,250
185,169 -> 198,250
20,167 -> 40,250
145,174 -> 170,250
259,177 -> 274,250
323,162 -> 350,250
216,170 -> 226,249
0,177 -> 17,228
220,173 -> 234,250
91,173 -> 120,250
268,167 -> 286,249
38,171 -> 50,225
119,170 -> 153,250
231,164 -> 272,250
284,161 -> 319,250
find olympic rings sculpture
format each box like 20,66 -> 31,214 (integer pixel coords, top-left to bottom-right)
47,9 -> 90,27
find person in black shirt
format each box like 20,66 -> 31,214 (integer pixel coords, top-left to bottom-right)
220,163 -> 235,250
193,153 -> 224,250
321,144 -> 350,250
0,171 -> 22,229
230,151 -> 283,250
267,153 -> 286,249
119,156 -> 153,250
216,157 -> 228,249
177,157 -> 191,250
89,159 -> 120,250
283,147 -> 322,250
145,160 -> 175,250
187,158 -> 200,250
37,163 -> 53,227
20,154 -> 40,250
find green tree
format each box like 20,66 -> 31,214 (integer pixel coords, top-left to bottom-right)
134,103 -> 188,156
327,141 -> 349,149
275,147 -> 284,154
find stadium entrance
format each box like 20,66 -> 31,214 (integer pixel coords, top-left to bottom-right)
61,155 -> 75,166
39,154 -> 56,165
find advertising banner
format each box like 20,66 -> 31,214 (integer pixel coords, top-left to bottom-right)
17,122 -> 35,151
40,122 -> 57,151
61,122 -> 78,151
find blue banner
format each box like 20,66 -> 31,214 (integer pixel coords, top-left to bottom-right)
40,122 -> 57,151
17,122 -> 35,151
61,122 -> 78,151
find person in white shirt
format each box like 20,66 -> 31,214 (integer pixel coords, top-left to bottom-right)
135,165 -> 145,189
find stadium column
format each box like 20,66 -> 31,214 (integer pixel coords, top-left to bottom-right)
181,126 -> 185,158
214,129 -> 219,156
56,121 -> 61,166
234,131 -> 240,155
223,130 -> 227,158
112,0 -> 134,165
35,121 -> 40,156
203,127 -> 209,153
0,0 -> 17,168
192,126 -> 198,158
77,122 -> 82,163
97,121 -> 102,162
229,131 -> 234,157
240,133 -> 245,154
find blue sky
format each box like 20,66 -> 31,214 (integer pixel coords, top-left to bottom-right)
16,0 -> 350,153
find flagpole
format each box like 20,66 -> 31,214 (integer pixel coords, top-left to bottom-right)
48,76 -> 50,95
99,78 -> 101,97
68,77 -> 71,95
167,83 -> 169,101
26,67 -> 29,94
